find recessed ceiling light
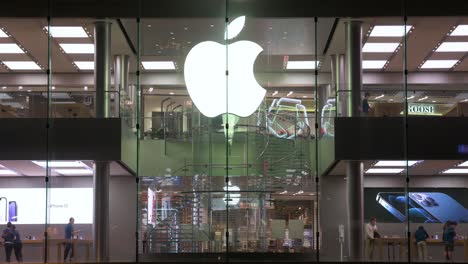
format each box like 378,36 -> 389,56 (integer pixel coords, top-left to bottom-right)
32,161 -> 86,168
46,26 -> 88,38
0,29 -> 8,38
74,61 -> 94,70
363,60 -> 387,69
59,43 -> 94,54
407,95 -> 415,100
374,160 -> 419,167
435,42 -> 468,52
286,61 -> 317,70
366,168 -> 405,174
169,92 -> 175,95
375,94 -> 385,99
2,86 -> 6,89
0,44 -> 25,54
302,95 -> 308,98
450,25 -> 468,36
0,169 -> 18,176
55,168 -> 93,175
272,91 -> 278,96
362,43 -> 399,53
142,61 -> 175,70
148,87 -> 154,93
3,61 -> 41,70
84,86 -> 88,91
369,25 -> 412,37
287,91 -> 293,97
457,161 -> 468,167
432,100 -> 437,103
51,86 -> 55,90
418,96 -> 428,101
421,60 -> 458,69
18,86 -> 23,90
443,168 -> 468,174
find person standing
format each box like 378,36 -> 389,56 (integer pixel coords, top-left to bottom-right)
443,221 -> 457,261
2,222 -> 14,262
362,92 -> 371,117
64,217 -> 76,262
365,217 -> 378,260
414,226 -> 429,261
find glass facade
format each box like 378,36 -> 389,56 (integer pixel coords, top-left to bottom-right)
0,1 -> 468,263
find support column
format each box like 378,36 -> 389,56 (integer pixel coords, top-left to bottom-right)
345,20 -> 364,261
93,20 -> 111,263
332,54 -> 346,117
113,55 -> 129,117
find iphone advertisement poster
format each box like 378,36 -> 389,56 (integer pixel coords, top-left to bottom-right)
0,188 -> 92,224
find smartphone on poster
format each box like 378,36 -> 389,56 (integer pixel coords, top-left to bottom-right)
8,201 -> 17,222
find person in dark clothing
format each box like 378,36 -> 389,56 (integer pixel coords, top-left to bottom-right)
12,225 -> 22,262
362,92 -> 371,116
2,222 -> 14,262
414,226 -> 429,261
443,221 -> 457,260
64,217 -> 76,262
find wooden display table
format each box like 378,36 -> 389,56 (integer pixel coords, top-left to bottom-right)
376,237 -> 406,261
409,238 -> 468,262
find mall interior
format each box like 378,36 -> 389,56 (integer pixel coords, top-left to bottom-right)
1,0 -> 468,263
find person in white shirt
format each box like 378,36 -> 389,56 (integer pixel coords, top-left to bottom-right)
365,217 -> 378,260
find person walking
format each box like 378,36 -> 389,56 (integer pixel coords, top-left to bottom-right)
414,226 -> 429,261
1,222 -> 14,262
365,217 -> 378,260
11,225 -> 22,262
64,217 -> 76,262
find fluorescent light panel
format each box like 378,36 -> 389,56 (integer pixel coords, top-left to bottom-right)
436,42 -> 468,52
363,60 -> 387,69
74,61 -> 94,70
457,161 -> 468,167
55,169 -> 93,175
3,61 -> 41,70
59,43 -> 94,54
32,161 -> 86,168
451,25 -> 468,36
286,61 -> 317,70
443,168 -> 468,174
0,44 -> 24,54
366,168 -> 405,174
47,26 -> 88,38
363,43 -> 400,53
0,29 -> 8,38
0,169 -> 17,176
374,160 -> 419,167
142,61 -> 175,70
369,25 -> 412,37
421,60 -> 458,69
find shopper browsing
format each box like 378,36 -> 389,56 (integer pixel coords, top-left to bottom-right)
414,226 -> 429,261
443,221 -> 457,261
361,92 -> 371,116
12,225 -> 22,262
365,217 -> 378,260
2,222 -> 14,262
64,217 -> 79,262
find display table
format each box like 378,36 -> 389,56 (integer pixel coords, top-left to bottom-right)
376,238 -> 468,261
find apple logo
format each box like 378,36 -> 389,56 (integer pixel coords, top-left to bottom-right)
223,181 -> 241,206
184,16 -> 266,118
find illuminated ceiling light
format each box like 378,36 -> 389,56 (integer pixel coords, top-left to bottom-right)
46,26 -> 88,38
407,95 -> 415,100
421,60 -> 458,69
374,160 -> 420,167
287,91 -> 293,97
462,99 -> 468,102
0,169 -> 18,176
279,190 -> 288,194
369,25 -> 412,37
74,61 -> 94,70
366,168 -> 405,174
3,61 -> 41,70
84,86 -> 88,91
435,42 -> 468,52
59,43 -> 94,54
432,100 -> 437,103
0,29 -> 8,38
302,95 -> 308,98
51,86 -> 55,90
375,94 -> 385,99
457,161 -> 468,167
272,91 -> 278,96
55,169 -> 93,175
148,87 -> 154,93
18,86 -> 23,90
286,61 -> 317,70
418,96 -> 428,101
0,44 -> 25,54
443,168 -> 468,174
169,92 -> 175,95
363,60 -> 387,69
450,25 -> 468,36
142,61 -> 175,70
32,161 -> 87,168
362,43 -> 400,53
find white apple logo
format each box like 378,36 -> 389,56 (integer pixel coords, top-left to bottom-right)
184,16 -> 266,118
223,181 -> 241,206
